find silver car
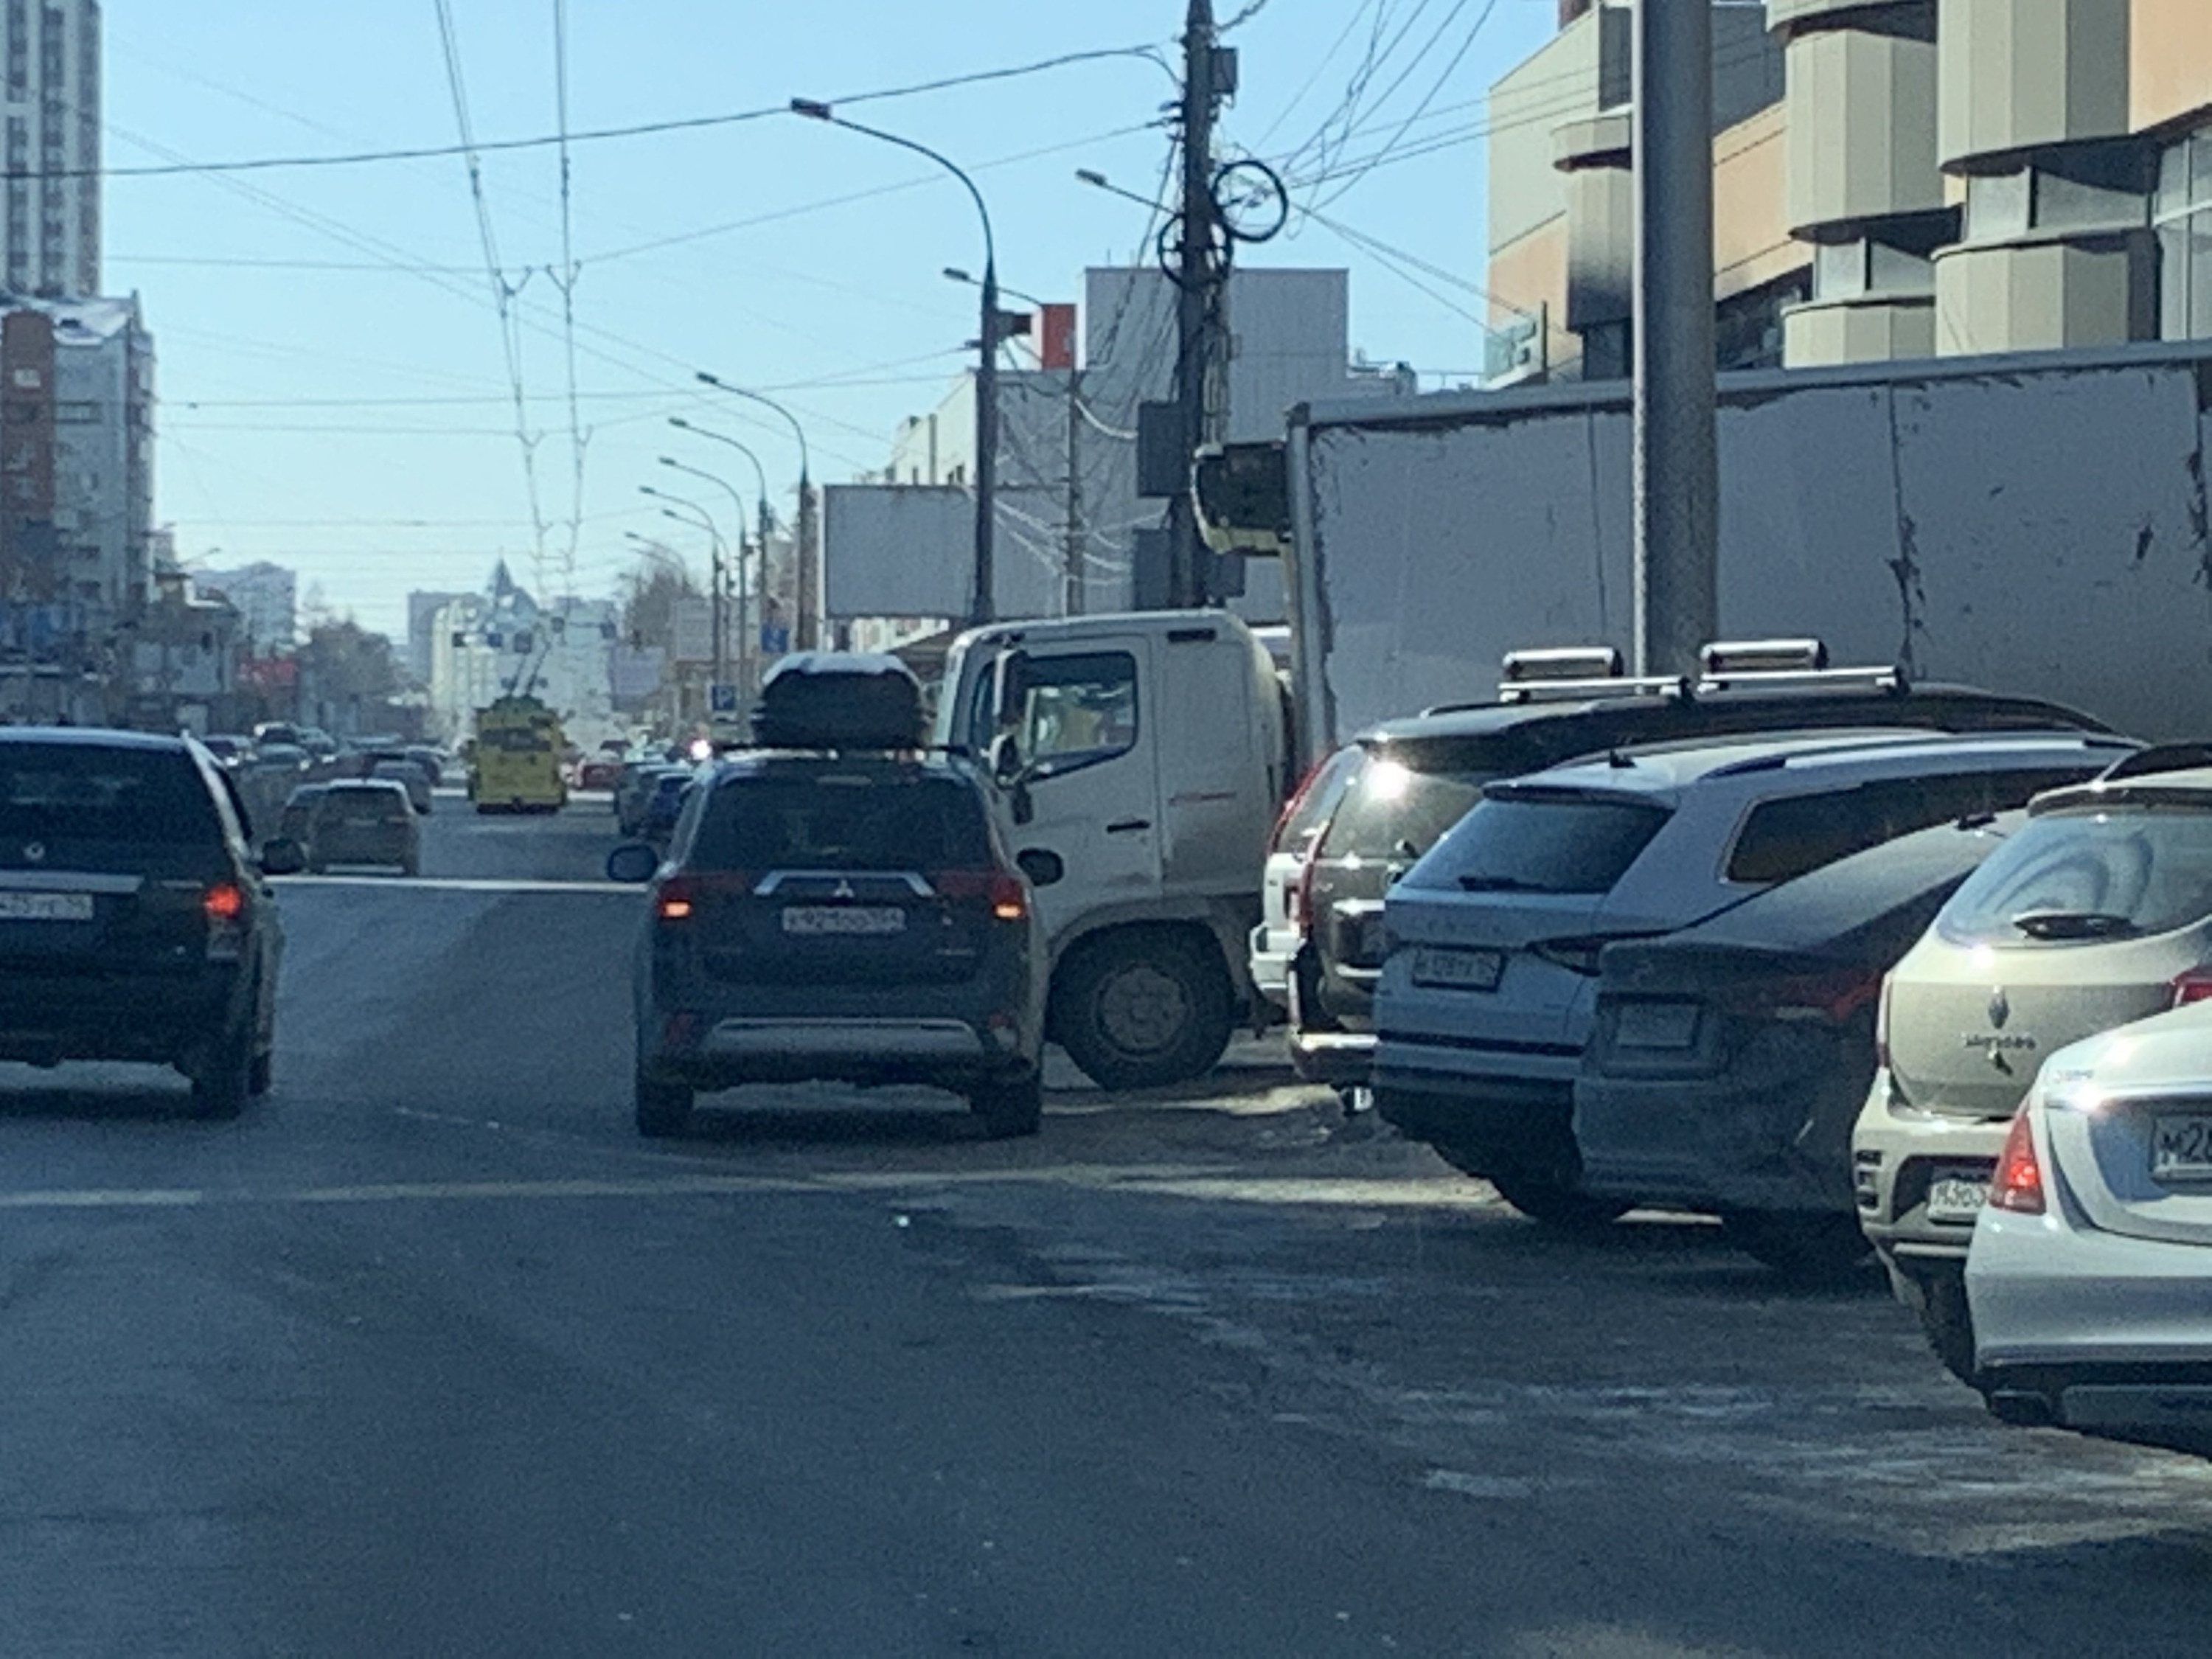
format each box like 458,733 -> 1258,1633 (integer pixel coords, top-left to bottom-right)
307,780 -> 421,876
1855,751 -> 2212,1378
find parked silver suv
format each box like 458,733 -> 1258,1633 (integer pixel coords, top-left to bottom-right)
1855,750 -> 2212,1379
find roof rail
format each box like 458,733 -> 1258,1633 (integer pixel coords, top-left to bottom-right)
2096,743 -> 2212,784
1501,645 -> 1625,686
1690,664 -> 1908,698
1495,673 -> 1689,708
1699,637 -> 1829,677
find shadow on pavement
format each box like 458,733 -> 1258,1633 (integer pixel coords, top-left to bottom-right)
0,1062 -> 198,1122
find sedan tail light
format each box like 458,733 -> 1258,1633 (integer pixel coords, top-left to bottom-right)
1989,1110 -> 2047,1215
1712,965 -> 1884,1025
2172,966 -> 2212,1008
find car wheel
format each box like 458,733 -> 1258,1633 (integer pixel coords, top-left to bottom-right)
1721,1211 -> 1875,1284
1052,932 -> 1234,1092
188,1019 -> 254,1121
970,1074 -> 1044,1139
1902,1263 -> 1979,1385
635,1068 -> 694,1139
1484,1166 -> 1630,1233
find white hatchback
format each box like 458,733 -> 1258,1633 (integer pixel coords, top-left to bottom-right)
1373,729 -> 2135,1225
1969,1003 -> 2212,1452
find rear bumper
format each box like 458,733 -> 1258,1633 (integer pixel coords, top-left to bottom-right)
1371,1074 -> 1576,1173
1969,1206 -> 2212,1373
1575,1060 -> 1862,1215
0,965 -> 245,1065
647,1015 -> 1029,1090
1289,1026 -> 1374,1090
1249,926 -> 1290,1012
1851,1071 -> 2011,1274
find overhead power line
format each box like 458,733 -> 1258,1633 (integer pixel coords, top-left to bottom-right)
10,44 -> 1169,181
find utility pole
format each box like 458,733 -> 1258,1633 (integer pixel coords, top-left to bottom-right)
1632,0 -> 1719,675
1168,0 -> 1229,610
1064,366 -> 1085,616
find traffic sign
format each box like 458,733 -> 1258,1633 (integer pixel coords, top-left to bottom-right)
709,681 -> 740,716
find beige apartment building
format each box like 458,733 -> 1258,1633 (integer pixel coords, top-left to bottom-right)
1486,0 -> 2212,378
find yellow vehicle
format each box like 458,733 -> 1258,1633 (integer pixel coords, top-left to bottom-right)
467,695 -> 568,815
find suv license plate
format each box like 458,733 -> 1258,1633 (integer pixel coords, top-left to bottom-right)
782,906 -> 906,937
0,891 -> 92,922
2151,1113 -> 2212,1181
1924,1172 -> 1991,1224
1412,946 -> 1503,991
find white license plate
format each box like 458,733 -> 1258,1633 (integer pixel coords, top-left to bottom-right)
0,891 -> 93,922
782,905 -> 907,937
1412,945 -> 1503,991
1613,1001 -> 1701,1051
2152,1113 -> 2212,1181
1925,1173 -> 1992,1224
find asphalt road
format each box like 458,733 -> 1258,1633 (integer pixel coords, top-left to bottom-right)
4,801 -> 2212,1655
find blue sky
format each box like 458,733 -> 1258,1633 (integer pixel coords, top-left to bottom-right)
104,0 -> 1557,637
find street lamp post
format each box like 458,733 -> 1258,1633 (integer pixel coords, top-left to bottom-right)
640,485 -> 727,690
790,98 -> 999,627
659,456 -> 751,698
694,374 -> 817,650
667,416 -> 776,685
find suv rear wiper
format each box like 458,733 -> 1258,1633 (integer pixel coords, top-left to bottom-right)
2011,909 -> 2138,941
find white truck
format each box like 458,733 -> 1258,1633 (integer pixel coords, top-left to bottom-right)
933,611 -> 1289,1091
1276,337 -> 2212,765
945,338 -> 2212,1091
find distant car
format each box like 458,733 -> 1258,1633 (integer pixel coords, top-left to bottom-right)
1857,750 -> 2212,1380
277,782 -> 330,850
614,747 -> 1046,1141
198,734 -> 252,768
1375,729 -> 2135,1228
1967,1001 -> 2212,1454
307,780 -> 420,876
371,758 -> 433,815
577,756 -> 623,791
0,727 -> 288,1118
1574,815 -> 2015,1278
404,745 -> 446,787
639,770 -> 694,846
617,762 -> 681,836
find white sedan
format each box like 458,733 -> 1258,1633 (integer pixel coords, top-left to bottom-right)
1967,1001 -> 2212,1453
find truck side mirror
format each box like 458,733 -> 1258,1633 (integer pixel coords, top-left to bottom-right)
988,732 -> 1026,789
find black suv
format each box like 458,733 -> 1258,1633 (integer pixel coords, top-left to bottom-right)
612,656 -> 1047,1141
0,729 -> 293,1119
1289,646 -> 2118,1107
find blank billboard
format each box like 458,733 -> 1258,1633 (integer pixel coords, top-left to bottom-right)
822,485 -> 1062,622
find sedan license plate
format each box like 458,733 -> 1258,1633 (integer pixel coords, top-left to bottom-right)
0,891 -> 93,922
1924,1171 -> 1992,1225
782,905 -> 906,937
1412,945 -> 1503,992
2151,1113 -> 2212,1182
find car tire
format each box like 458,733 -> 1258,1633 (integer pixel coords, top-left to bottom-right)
970,1074 -> 1044,1139
635,1069 -> 694,1139
1052,932 -> 1235,1092
188,1019 -> 254,1121
1484,1166 -> 1630,1233
1721,1211 -> 1874,1284
1902,1263 -> 1979,1385
401,855 -> 420,878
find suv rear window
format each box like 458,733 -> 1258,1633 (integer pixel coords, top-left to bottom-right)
1271,745 -> 1361,857
1938,805 -> 2212,945
1403,792 -> 1672,896
1319,755 -> 1493,862
1723,768 -> 2096,886
0,745 -> 220,845
690,776 -> 992,873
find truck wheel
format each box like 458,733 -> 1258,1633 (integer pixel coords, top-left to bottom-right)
248,1047 -> 274,1098
188,1020 -> 254,1121
970,1074 -> 1043,1139
1721,1211 -> 1874,1284
1053,932 -> 1234,1092
635,1068 -> 694,1139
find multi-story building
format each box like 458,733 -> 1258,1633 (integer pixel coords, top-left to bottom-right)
201,560 -> 297,657
1484,0 -> 2212,375
1,0 -> 100,299
0,293 -> 153,676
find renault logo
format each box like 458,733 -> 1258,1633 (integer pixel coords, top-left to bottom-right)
1988,988 -> 2011,1030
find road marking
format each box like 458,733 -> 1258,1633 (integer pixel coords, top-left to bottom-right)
0,1174 -> 816,1211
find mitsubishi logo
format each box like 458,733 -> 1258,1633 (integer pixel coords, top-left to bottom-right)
1989,988 -> 2011,1030
21,841 -> 44,865
832,880 -> 855,901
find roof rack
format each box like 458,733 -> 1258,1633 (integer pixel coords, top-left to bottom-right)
1495,674 -> 1688,707
1689,664 -> 1909,698
2095,743 -> 2212,784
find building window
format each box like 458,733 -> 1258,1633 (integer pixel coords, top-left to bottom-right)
2157,131 -> 2212,341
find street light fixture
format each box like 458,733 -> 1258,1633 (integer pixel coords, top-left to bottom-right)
641,484 -> 728,684
693,373 -> 817,648
669,415 -> 782,672
659,455 -> 753,694
790,97 -> 1000,626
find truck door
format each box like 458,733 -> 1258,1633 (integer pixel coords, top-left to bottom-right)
1002,637 -> 1161,947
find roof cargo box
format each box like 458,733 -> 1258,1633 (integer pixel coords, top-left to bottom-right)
751,653 -> 926,751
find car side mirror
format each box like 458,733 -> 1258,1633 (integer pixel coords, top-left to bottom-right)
260,838 -> 307,877
1015,848 -> 1064,888
606,843 -> 661,884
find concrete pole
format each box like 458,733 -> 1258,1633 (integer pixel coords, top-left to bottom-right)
1064,366 -> 1085,616
972,261 -> 1001,625
1169,0 -> 1219,610
1632,0 -> 1720,675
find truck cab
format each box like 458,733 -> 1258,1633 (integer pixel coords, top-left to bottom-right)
935,611 -> 1289,1091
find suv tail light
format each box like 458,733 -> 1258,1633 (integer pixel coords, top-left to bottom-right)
2173,966 -> 2212,1008
1875,975 -> 1893,1069
1989,1110 -> 2046,1215
938,869 -> 1029,922
203,880 -> 248,961
655,876 -> 698,923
